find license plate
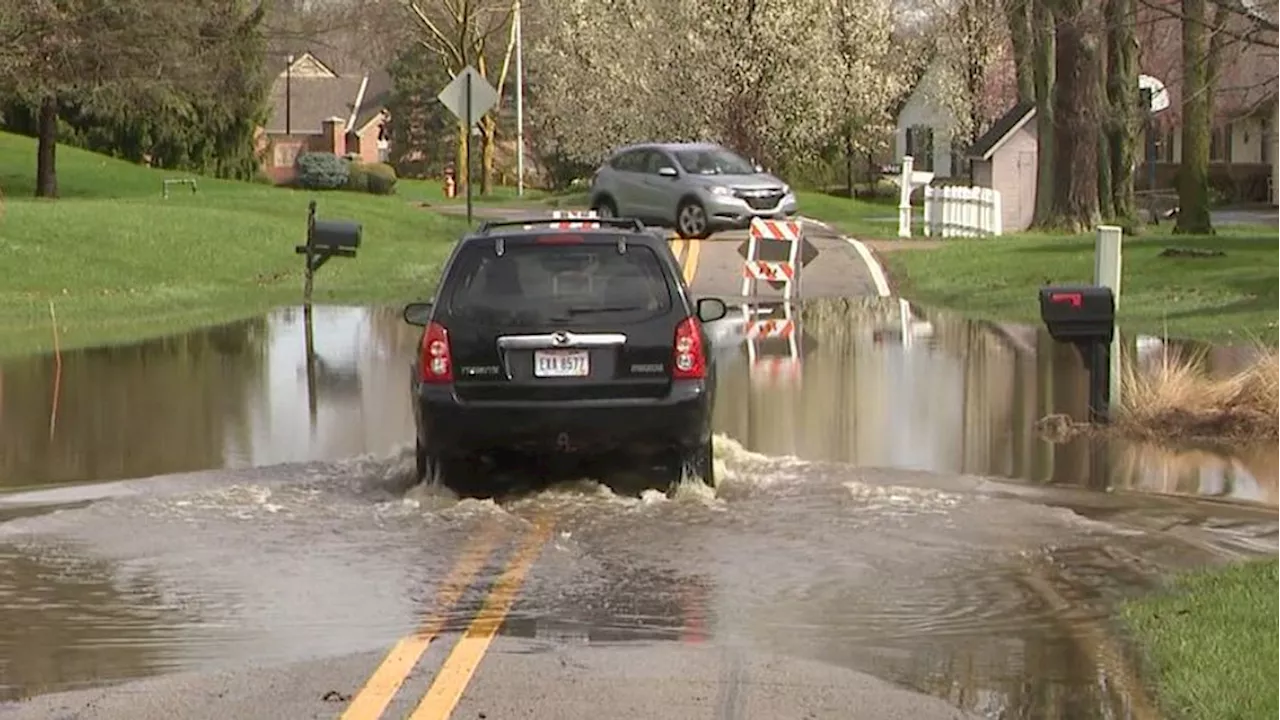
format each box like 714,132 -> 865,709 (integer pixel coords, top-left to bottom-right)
534,349 -> 590,378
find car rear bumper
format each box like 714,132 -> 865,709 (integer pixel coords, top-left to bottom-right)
705,194 -> 799,230
415,379 -> 713,458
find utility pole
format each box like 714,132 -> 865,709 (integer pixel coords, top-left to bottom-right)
514,0 -> 525,196
285,54 -> 294,135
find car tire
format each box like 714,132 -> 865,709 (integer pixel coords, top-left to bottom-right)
675,198 -> 711,240
416,440 -> 470,491
592,196 -> 617,218
684,438 -> 716,489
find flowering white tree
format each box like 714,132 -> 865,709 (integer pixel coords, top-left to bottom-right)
526,0 -> 906,179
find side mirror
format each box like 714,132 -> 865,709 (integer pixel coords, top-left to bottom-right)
403,301 -> 434,326
696,297 -> 728,323
657,166 -> 678,178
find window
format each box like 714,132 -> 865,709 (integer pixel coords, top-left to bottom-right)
949,137 -> 969,179
444,243 -> 673,327
905,125 -> 935,172
672,147 -> 756,175
610,149 -> 648,173
273,141 -> 301,168
1261,120 -> 1273,164
1159,130 -> 1176,163
1210,123 -> 1231,163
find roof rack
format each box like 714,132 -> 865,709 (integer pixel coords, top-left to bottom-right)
475,217 -> 646,234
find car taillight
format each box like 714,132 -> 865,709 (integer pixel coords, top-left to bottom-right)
419,321 -> 453,383
672,316 -> 706,379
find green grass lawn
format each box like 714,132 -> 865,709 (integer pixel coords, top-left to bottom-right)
880,228 -> 1278,344
0,132 -> 472,357
1121,558 -> 1278,720
797,193 -> 1279,344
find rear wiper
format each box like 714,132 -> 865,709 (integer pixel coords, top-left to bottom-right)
564,305 -> 642,315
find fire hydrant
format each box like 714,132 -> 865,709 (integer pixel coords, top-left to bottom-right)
443,165 -> 457,199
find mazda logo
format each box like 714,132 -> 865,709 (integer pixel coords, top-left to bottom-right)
552,331 -> 570,346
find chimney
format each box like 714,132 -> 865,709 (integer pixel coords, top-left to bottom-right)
322,116 -> 347,156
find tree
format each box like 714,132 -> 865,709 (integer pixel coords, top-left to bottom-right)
1102,0 -> 1140,226
526,0 -> 904,178
403,0 -> 518,195
1175,0 -> 1215,233
385,41 -> 454,177
1041,0 -> 1105,231
0,0 -> 264,197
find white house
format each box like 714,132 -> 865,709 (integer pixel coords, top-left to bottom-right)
893,61 -> 965,180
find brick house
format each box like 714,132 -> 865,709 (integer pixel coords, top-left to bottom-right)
256,52 -> 393,183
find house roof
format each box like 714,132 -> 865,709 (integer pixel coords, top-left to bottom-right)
352,70 -> 393,132
968,102 -> 1035,160
266,76 -> 364,134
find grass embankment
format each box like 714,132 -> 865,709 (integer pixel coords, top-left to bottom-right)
1121,558 -> 1278,720
800,192 -> 1279,345
0,132 -> 480,356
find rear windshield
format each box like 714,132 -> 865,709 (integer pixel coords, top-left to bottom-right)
443,240 -> 675,326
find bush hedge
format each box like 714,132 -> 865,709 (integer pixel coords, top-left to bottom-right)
294,152 -> 398,196
295,151 -> 350,190
350,161 -> 398,195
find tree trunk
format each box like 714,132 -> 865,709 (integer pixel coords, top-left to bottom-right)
844,128 -> 855,198
479,114 -> 496,195
1098,120 -> 1114,219
36,96 -> 59,199
1031,0 -> 1056,224
1006,0 -> 1036,104
1105,0 -> 1139,229
1045,0 -> 1103,232
1174,0 -> 1213,234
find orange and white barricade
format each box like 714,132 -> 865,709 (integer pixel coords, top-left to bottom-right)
740,218 -> 802,300
741,301 -> 802,386
549,209 -> 600,229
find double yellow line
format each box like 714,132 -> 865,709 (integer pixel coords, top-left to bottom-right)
340,517 -> 554,720
669,236 -> 702,287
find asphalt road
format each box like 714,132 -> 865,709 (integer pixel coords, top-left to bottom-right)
4,208 -> 1266,720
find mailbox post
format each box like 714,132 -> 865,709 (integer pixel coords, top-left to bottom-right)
295,200 -> 362,306
294,201 -> 362,432
1038,285 -> 1117,423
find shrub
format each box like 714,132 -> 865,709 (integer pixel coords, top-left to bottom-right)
346,164 -> 371,193
363,162 -> 398,195
295,152 -> 349,190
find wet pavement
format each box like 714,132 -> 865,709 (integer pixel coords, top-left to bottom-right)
0,298 -> 1276,718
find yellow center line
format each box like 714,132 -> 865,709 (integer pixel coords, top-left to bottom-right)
683,238 -> 702,287
406,519 -> 556,720
669,236 -> 688,269
338,524 -> 505,720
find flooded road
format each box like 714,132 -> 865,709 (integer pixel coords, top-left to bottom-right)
0,301 -> 1275,718
1,302 -> 1273,505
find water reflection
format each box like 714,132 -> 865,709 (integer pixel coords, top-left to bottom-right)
0,301 -> 1273,507
0,544 -> 190,700
712,297 -> 1276,507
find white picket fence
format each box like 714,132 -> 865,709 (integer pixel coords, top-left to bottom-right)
922,186 -> 1003,237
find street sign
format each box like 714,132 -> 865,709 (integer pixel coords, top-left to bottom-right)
737,236 -> 819,267
437,65 -> 499,127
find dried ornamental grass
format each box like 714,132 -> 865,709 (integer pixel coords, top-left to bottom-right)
1116,345 -> 1279,444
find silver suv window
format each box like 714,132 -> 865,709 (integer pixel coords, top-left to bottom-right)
673,147 -> 755,175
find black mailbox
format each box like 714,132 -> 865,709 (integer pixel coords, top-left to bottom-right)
1038,285 -> 1115,343
311,219 -> 362,250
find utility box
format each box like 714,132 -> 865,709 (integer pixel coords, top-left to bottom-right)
1038,285 -> 1115,343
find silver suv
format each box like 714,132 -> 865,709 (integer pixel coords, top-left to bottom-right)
588,142 -> 798,239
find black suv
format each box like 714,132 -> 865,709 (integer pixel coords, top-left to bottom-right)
402,217 -> 728,493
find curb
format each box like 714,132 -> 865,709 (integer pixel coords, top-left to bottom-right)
798,216 -> 892,298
